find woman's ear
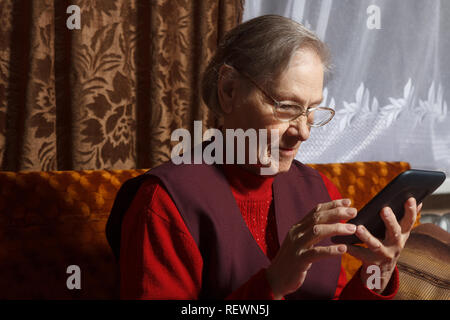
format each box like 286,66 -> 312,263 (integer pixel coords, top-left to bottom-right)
217,64 -> 237,114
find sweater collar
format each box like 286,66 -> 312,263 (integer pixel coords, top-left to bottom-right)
221,164 -> 274,200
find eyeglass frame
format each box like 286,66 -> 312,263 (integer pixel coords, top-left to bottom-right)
225,64 -> 335,127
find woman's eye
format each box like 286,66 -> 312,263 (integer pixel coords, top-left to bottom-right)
278,104 -> 298,110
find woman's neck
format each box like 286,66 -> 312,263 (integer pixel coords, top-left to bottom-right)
221,163 -> 274,200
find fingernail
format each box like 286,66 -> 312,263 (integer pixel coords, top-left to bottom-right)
343,199 -> 351,206
338,245 -> 346,253
346,224 -> 356,232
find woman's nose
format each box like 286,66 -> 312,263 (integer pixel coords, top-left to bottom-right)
287,116 -> 310,141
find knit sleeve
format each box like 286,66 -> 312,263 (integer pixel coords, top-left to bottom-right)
119,176 -> 203,299
318,172 -> 342,202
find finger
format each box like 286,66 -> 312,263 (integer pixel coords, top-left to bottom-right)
417,202 -> 423,212
313,206 -> 358,224
400,197 -> 417,233
289,223 -> 304,241
291,199 -> 355,238
346,245 -> 376,263
380,207 -> 402,244
298,223 -> 357,248
299,244 -> 347,265
355,225 -> 385,254
314,198 -> 352,213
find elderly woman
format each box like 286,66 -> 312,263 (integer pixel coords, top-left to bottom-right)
108,15 -> 421,300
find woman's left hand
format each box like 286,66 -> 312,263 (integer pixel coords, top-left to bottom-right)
347,197 -> 422,294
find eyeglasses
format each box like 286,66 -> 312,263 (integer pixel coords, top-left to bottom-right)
229,65 -> 335,127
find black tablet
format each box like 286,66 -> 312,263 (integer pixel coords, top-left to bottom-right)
331,169 -> 446,245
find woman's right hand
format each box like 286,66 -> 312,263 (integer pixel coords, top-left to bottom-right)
265,198 -> 358,299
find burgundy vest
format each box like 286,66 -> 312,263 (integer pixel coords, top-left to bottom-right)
106,160 -> 341,300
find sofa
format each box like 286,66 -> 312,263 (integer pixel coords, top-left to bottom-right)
0,161 -> 448,299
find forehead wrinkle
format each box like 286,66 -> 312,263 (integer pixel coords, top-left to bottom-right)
278,93 -> 323,106
271,85 -> 323,106
274,82 -> 323,107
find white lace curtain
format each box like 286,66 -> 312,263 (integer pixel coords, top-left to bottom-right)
243,0 -> 450,176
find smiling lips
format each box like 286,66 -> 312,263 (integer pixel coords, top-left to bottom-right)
278,146 -> 297,156
280,147 -> 295,151
265,144 -> 298,157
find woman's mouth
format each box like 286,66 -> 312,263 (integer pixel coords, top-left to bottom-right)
279,147 -> 296,156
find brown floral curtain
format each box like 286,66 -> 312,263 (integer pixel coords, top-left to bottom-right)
0,0 -> 244,171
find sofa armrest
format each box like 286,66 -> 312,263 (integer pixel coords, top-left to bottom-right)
395,223 -> 450,299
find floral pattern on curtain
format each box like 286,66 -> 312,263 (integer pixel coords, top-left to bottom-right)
0,0 -> 244,171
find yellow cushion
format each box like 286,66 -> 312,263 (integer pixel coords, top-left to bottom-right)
0,169 -> 147,299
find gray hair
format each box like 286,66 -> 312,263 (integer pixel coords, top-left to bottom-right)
201,14 -> 331,116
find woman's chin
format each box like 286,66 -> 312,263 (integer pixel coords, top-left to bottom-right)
277,160 -> 294,173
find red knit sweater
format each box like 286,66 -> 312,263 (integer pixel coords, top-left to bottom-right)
119,163 -> 399,299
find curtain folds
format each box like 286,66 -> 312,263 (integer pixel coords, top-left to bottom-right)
0,0 -> 244,171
